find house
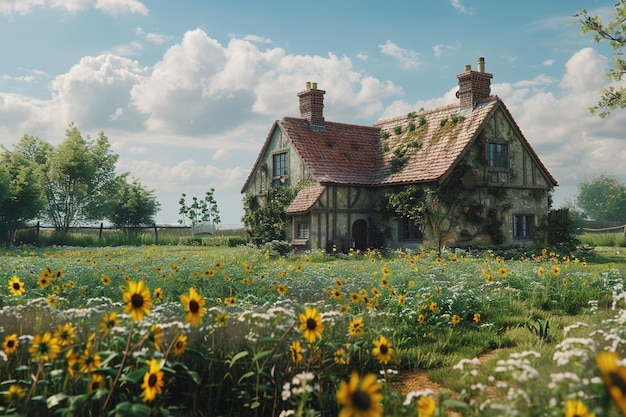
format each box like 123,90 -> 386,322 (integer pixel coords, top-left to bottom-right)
241,58 -> 558,251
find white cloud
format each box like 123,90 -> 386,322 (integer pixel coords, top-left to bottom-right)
356,52 -> 368,61
213,148 -> 231,160
146,32 -> 166,45
379,40 -> 420,69
0,0 -> 147,15
242,34 -> 272,44
432,43 -> 459,57
450,0 -> 472,15
543,59 -> 555,67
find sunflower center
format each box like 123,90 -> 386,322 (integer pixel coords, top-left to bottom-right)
131,293 -> 144,308
351,389 -> 371,410
379,345 -> 388,355
189,300 -> 200,313
38,342 -> 50,354
176,341 -> 183,349
306,318 -> 317,330
12,282 -> 20,290
7,340 -> 15,348
107,320 -> 115,329
148,373 -> 158,387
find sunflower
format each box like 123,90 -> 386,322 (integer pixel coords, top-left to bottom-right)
149,324 -> 164,351
5,384 -> 25,402
552,266 -> 561,276
290,340 -> 303,364
215,311 -> 230,327
277,284 -> 288,295
348,317 -> 365,338
66,349 -> 81,377
141,359 -> 165,402
79,350 -> 102,373
99,312 -> 118,334
336,372 -> 383,417
38,274 -> 50,289
473,313 -> 481,324
101,275 -> 111,286
181,287 -> 206,327
299,307 -> 324,343
397,295 -> 406,306
8,276 -> 25,296
416,395 -> 436,417
429,302 -> 439,313
172,334 -> 187,356
497,267 -> 508,278
54,322 -> 76,347
380,277 -> 389,287
3,333 -> 19,355
123,281 -> 152,321
332,288 -> 343,300
350,292 -> 361,303
417,314 -> 426,324
153,287 -> 163,302
372,335 -> 393,365
381,266 -> 391,277
224,296 -> 236,306
537,267 -> 545,276
596,351 -> 626,415
485,274 -> 494,283
564,399 -> 595,417
29,332 -> 61,362
89,374 -> 106,392
451,315 -> 461,325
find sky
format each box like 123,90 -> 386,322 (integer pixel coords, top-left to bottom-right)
0,0 -> 624,228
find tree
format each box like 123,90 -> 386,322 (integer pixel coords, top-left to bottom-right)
42,124 -> 123,231
178,189 -> 221,233
576,174 -> 626,221
108,178 -> 161,232
574,2 -> 626,117
0,138 -> 47,243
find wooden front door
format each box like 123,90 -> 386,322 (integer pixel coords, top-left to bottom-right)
352,219 -> 367,251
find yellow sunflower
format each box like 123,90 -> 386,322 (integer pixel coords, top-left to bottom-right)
101,275 -> 111,286
180,287 -> 206,327
336,372 -> 383,417
5,384 -> 25,402
564,399 -> 595,417
54,322 -> 76,347
596,351 -> 626,416
497,267 -> 508,278
89,374 -> 106,392
172,334 -> 187,356
473,313 -> 481,324
141,359 -> 165,402
99,312 -> 118,335
29,332 -> 61,362
417,313 -> 426,324
8,276 -> 25,296
277,284 -> 288,295
417,395 -> 436,417
224,296 -> 236,306
290,340 -> 303,364
153,287 -> 163,302
79,350 -> 102,373
451,314 -> 461,325
149,324 -> 164,351
37,274 -> 50,289
372,335 -> 393,365
215,311 -> 230,327
123,280 -> 152,321
348,317 -> 365,338
334,347 -> 347,365
552,266 -> 561,276
3,333 -> 19,355
299,307 -> 324,343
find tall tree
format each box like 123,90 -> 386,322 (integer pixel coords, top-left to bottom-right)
0,138 -> 47,242
43,124 -> 123,231
178,189 -> 221,233
576,174 -> 626,221
574,2 -> 626,117
108,178 -> 161,232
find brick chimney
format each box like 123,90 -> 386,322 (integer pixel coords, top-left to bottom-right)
456,57 -> 493,112
297,81 -> 325,127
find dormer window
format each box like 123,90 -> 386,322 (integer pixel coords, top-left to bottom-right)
487,142 -> 508,170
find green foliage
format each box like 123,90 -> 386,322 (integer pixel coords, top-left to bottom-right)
109,178 -> 161,231
394,125 -> 402,135
0,138 -> 46,243
380,129 -> 390,139
41,124 -> 123,231
576,173 -> 626,221
574,3 -> 626,117
241,185 -> 299,245
178,189 -> 221,229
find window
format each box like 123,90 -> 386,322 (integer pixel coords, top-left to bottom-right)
512,214 -> 533,240
399,218 -> 423,241
487,142 -> 508,170
273,152 -> 287,177
296,222 -> 309,239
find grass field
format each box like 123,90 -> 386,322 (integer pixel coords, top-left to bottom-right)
0,244 -> 625,416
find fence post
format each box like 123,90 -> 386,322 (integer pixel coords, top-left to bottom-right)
99,223 -> 103,240
153,224 -> 158,244
36,221 -> 40,243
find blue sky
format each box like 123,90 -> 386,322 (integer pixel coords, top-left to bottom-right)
0,0 -> 623,227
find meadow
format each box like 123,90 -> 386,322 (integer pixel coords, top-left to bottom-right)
0,242 -> 625,417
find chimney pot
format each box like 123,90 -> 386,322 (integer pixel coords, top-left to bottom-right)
312,82 -> 317,90
465,64 -> 471,72
306,81 -> 311,90
478,57 -> 485,73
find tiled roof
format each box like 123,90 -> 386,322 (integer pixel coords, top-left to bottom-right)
280,117 -> 382,185
286,185 -> 326,214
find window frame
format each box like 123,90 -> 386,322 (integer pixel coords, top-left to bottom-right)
512,213 -> 534,240
296,221 -> 309,239
486,142 -> 508,171
272,151 -> 288,179
398,217 -> 423,241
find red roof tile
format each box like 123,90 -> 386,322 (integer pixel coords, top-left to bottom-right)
286,185 -> 326,214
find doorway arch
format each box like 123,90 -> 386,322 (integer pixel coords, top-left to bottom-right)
352,219 -> 367,251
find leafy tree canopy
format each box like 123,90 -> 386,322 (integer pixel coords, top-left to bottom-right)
576,173 -> 626,221
109,178 -> 161,232
574,2 -> 626,117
